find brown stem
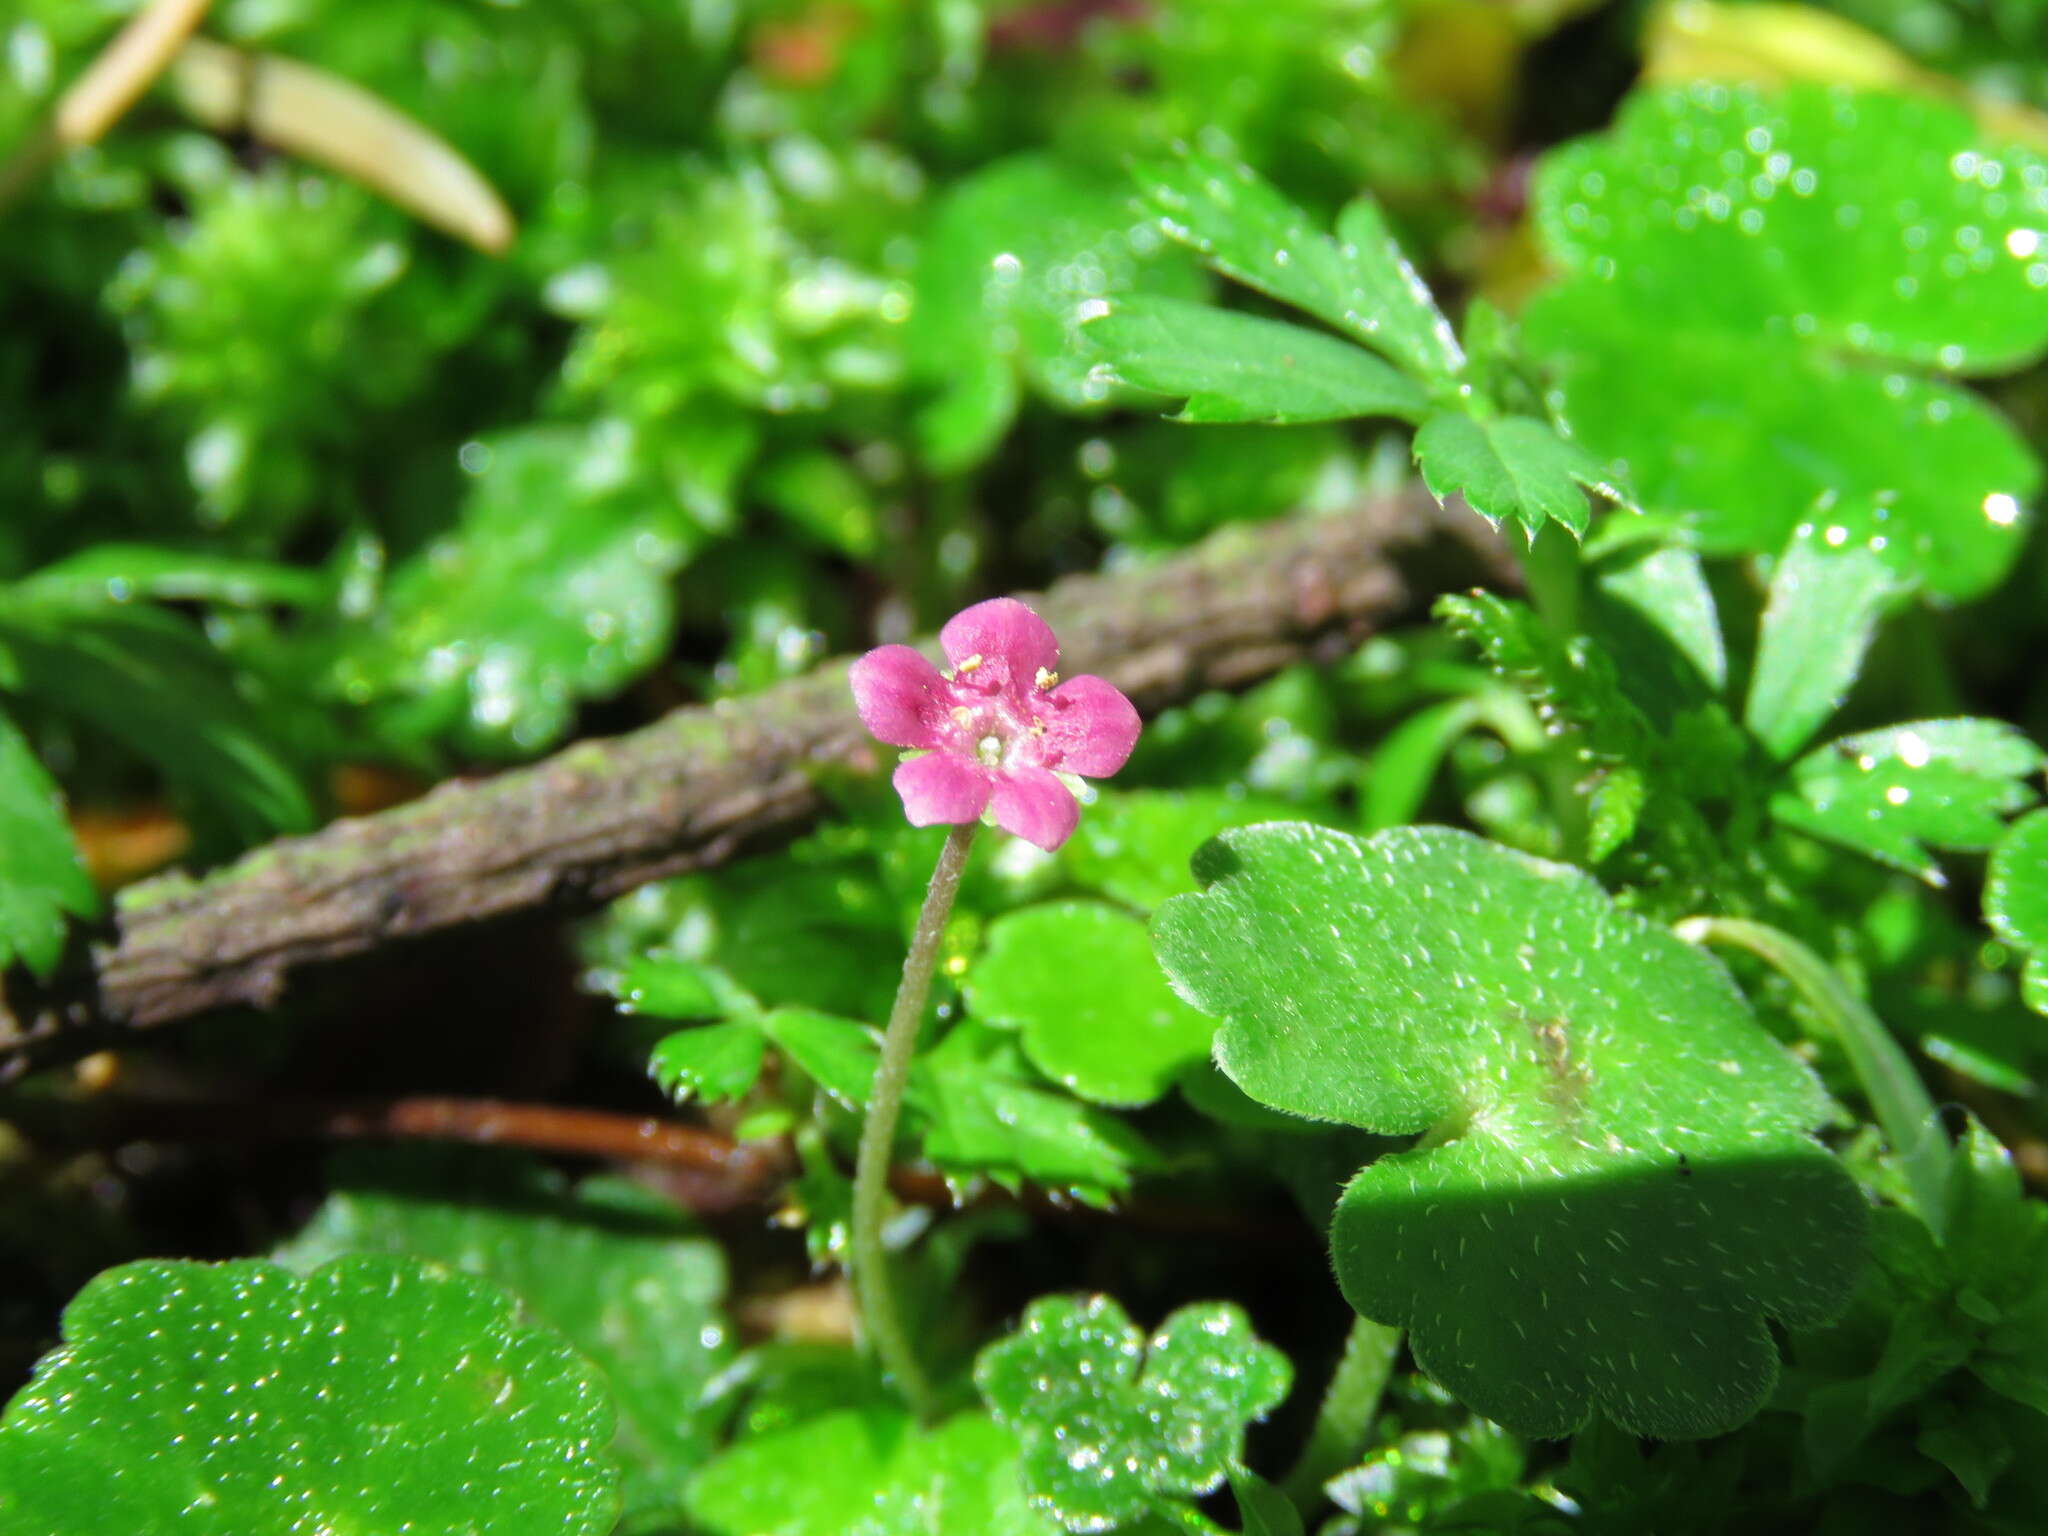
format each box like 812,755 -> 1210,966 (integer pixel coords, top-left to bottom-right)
6,1091 -> 1315,1243
1,490 -> 1504,1075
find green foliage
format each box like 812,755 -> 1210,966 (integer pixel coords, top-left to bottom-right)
976,1294 -> 1290,1531
0,711 -> 96,977
273,1151 -> 732,1523
1091,150 -> 1624,541
1775,719 -> 2043,881
1743,527 -> 1901,763
968,901 -> 1214,1106
687,1407 -> 1062,1536
0,1255 -> 619,1534
1987,811 -> 2048,1014
1153,823 -> 1866,1437
1527,82 -> 2048,598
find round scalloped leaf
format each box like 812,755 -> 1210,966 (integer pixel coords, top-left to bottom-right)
0,1256 -> 619,1535
1153,823 -> 1866,1439
968,901 -> 1216,1105
1526,83 -> 2047,597
975,1294 -> 1290,1531
1988,810 -> 2048,1014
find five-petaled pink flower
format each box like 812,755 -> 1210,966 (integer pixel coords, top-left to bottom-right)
849,598 -> 1141,851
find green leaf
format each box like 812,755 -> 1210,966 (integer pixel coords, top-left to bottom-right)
763,1008 -> 885,1110
1744,526 -> 1901,762
15,545 -> 328,609
1526,83 -> 2046,598
1134,151 -> 1462,380
0,1255 -> 619,1534
1774,719 -> 2043,882
1153,823 -> 1866,1438
0,602 -> 314,843
0,709 -> 96,977
685,1408 -> 1063,1536
1412,412 -> 1624,542
908,154 -> 1204,471
274,1152 -> 727,1521
1228,1467 -> 1305,1536
1060,789 -> 1305,913
339,422 -> 700,757
652,1021 -> 769,1104
1590,542 -> 1726,694
910,1023 -> 1157,1206
976,1294 -> 1290,1532
614,955 -> 761,1022
968,901 -> 1215,1107
1988,810 -> 2048,1014
1088,296 -> 1431,425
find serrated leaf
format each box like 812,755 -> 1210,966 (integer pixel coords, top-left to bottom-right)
1153,823 -> 1866,1438
0,710 -> 96,977
652,1021 -> 769,1104
910,1023 -> 1157,1206
274,1152 -> 727,1521
686,1408 -> 1065,1536
976,1294 -> 1290,1532
1413,412 -> 1622,542
1527,83 -> 2046,598
908,154 -> 1204,471
968,901 -> 1215,1107
1774,719 -> 2043,882
1134,151 -> 1461,380
0,1255 -> 619,1534
763,1008 -> 885,1110
1088,296 -> 1430,425
1988,810 -> 2048,1014
1744,526 -> 1901,762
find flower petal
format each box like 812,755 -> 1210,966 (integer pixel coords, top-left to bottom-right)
1037,674 -> 1141,778
850,645 -> 952,749
940,598 -> 1058,692
990,764 -> 1080,851
893,753 -> 992,827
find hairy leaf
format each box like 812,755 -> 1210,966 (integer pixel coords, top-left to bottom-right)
1987,811 -> 2048,1014
976,1294 -> 1290,1531
1134,151 -> 1462,380
1153,823 -> 1866,1437
1413,412 -> 1623,542
0,709 -> 95,977
1088,296 -> 1430,424
275,1151 -> 729,1521
1745,527 -> 1901,762
1775,719 -> 2043,881
1527,83 -> 2046,597
0,1256 -> 619,1534
969,901 -> 1215,1106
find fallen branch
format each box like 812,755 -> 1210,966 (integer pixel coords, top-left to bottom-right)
2,490 -> 1502,1073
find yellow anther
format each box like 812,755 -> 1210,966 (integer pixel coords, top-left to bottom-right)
951,706 -> 974,728
1034,667 -> 1058,690
958,654 -> 984,674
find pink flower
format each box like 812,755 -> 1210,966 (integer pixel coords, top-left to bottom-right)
849,598 -> 1141,850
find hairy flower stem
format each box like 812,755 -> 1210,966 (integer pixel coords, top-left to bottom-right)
1280,1314 -> 1404,1508
852,822 -> 978,1419
1676,915 -> 1950,1232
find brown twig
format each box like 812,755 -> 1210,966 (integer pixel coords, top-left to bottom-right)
7,1091 -> 1313,1244
1,490 -> 1505,1076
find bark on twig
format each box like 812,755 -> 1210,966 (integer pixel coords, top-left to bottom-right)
2,491 -> 1502,1073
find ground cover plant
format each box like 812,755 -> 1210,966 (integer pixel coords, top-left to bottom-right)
3,0 -> 2048,1530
